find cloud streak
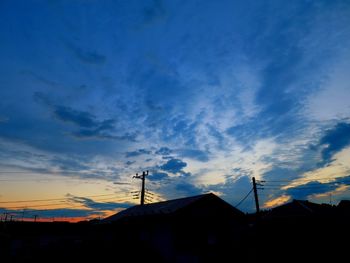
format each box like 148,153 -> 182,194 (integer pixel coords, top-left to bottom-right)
0,0 -> 349,213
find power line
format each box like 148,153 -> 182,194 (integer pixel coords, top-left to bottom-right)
0,177 -> 130,184
0,171 -> 131,184
0,194 -> 113,204
145,189 -> 166,202
263,176 -> 350,183
73,196 -> 133,203
263,182 -> 350,187
266,180 -> 350,187
234,188 -> 253,208
263,180 -> 350,186
0,192 -> 131,204
145,189 -> 163,197
1,196 -> 133,211
4,203 -> 95,215
263,183 -> 350,190
0,169 -> 123,174
133,170 -> 148,205
2,199 -> 131,210
3,202 -> 69,210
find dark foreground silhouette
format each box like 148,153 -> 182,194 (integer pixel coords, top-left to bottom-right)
1,195 -> 349,262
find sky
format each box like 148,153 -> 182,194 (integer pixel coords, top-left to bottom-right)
0,0 -> 350,221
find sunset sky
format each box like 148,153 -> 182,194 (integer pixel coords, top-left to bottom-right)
0,0 -> 350,221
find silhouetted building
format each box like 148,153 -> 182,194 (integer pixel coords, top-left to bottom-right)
250,199 -> 349,262
104,193 -> 246,261
337,199 -> 350,209
264,199 -> 333,219
3,196 -> 349,262
337,199 -> 350,216
105,192 -> 244,221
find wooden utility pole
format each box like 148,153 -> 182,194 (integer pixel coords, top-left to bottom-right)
133,171 -> 148,205
4,212 -> 8,222
21,209 -> 26,222
252,177 -> 260,215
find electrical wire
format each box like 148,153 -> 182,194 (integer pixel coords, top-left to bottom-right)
263,183 -> 350,190
0,191 -> 132,204
262,176 -> 350,183
234,188 -> 253,208
0,169 -> 123,174
1,196 -> 134,211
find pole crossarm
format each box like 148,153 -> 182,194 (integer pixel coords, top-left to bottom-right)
133,170 -> 149,205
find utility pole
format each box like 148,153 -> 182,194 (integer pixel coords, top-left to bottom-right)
21,209 -> 26,222
252,177 -> 260,215
133,170 -> 148,205
4,212 -> 8,222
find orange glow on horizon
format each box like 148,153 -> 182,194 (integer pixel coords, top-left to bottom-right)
1,207 -> 128,223
264,195 -> 291,209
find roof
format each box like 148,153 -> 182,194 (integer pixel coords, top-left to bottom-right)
338,200 -> 350,215
338,200 -> 350,209
265,199 -> 333,218
104,193 -> 243,222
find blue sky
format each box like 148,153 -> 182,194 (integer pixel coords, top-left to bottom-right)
0,0 -> 350,219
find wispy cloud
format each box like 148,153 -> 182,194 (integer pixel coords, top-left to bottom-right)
125,149 -> 151,158
65,43 -> 106,65
67,195 -> 131,211
54,106 -> 100,128
309,185 -> 350,200
0,0 -> 349,211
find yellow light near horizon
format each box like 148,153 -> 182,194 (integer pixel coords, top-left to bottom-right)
263,195 -> 291,209
0,174 -> 135,215
310,185 -> 349,199
281,146 -> 350,190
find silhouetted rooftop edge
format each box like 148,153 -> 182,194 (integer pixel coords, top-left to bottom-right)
263,199 -> 335,219
103,192 -> 244,222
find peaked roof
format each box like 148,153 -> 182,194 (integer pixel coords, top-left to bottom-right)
338,200 -> 350,209
104,193 -> 243,222
266,199 -> 333,218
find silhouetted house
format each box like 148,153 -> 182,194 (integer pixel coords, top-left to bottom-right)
252,200 -> 348,262
337,199 -> 350,209
264,199 -> 333,219
337,200 -> 350,216
103,193 -> 246,262
105,193 -> 244,221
